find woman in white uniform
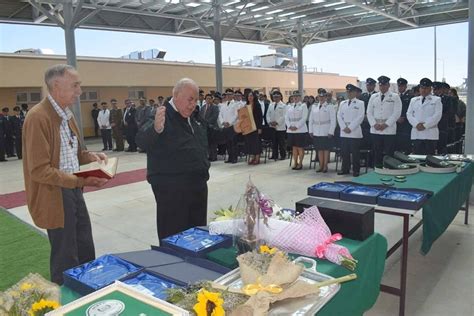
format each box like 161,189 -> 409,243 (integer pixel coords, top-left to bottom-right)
309,89 -> 336,173
285,91 -> 308,170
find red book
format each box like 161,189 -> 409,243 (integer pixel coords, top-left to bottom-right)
74,157 -> 118,180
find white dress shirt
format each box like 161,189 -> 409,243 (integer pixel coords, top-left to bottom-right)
218,100 -> 238,127
308,102 -> 336,136
285,102 -> 308,133
97,108 -> 111,129
266,101 -> 287,131
406,94 -> 442,140
337,98 -> 365,138
367,91 -> 402,135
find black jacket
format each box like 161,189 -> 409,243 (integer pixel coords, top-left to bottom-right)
136,102 -> 235,186
124,107 -> 137,129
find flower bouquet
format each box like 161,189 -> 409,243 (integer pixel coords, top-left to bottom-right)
0,273 -> 60,316
270,206 -> 358,271
166,246 -> 356,316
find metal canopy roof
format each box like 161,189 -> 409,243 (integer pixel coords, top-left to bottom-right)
0,0 -> 469,48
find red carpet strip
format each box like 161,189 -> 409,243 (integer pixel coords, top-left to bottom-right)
0,168 -> 147,209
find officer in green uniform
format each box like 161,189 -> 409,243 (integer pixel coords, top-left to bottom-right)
109,98 -> 124,151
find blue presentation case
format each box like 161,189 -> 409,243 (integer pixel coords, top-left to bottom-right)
63,254 -> 141,295
340,186 -> 386,204
377,190 -> 429,210
114,247 -> 185,268
121,270 -> 185,300
307,182 -> 349,199
160,227 -> 232,258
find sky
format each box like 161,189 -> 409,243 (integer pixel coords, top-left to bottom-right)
0,21 -> 468,87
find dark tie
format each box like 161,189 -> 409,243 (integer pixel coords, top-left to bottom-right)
422,97 -> 426,104
381,94 -> 385,101
348,100 -> 351,106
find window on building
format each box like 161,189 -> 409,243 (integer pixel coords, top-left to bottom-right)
16,91 -> 42,104
80,90 -> 99,101
128,89 -> 146,100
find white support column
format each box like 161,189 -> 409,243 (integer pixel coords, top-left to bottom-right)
63,0 -> 83,140
297,21 -> 304,96
465,0 -> 474,154
214,4 -> 223,93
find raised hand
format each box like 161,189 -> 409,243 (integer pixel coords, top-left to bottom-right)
154,106 -> 166,133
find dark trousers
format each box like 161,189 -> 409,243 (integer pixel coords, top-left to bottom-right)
93,122 -> 99,137
413,140 -> 437,155
5,134 -> 14,156
270,130 -> 287,159
341,137 -> 361,173
437,130 -> 448,155
101,129 -> 113,150
225,136 -> 238,162
395,132 -> 412,154
0,137 -> 5,161
14,133 -> 22,159
152,182 -> 208,240
371,134 -> 396,167
46,188 -> 95,285
112,126 -> 124,151
125,126 -> 137,151
208,142 -> 218,160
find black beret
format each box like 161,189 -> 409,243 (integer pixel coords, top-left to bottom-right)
378,76 -> 390,85
318,88 -> 327,96
432,81 -> 443,89
419,78 -> 433,87
346,84 -> 357,91
355,87 -> 362,93
366,78 -> 376,85
442,82 -> 450,89
397,78 -> 408,85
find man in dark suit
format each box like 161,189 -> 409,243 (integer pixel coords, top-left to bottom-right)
2,107 -> 14,157
200,93 -> 220,161
123,99 -> 138,152
396,78 -> 413,154
91,103 -> 100,137
11,106 -> 24,159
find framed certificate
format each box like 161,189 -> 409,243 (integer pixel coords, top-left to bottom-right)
237,104 -> 257,135
48,282 -> 189,316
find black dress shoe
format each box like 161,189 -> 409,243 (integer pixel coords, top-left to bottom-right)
224,160 -> 231,163
101,148 -> 107,151
316,168 -> 323,173
337,171 -> 350,175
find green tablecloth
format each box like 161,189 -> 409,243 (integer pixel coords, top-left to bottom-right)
353,163 -> 474,254
61,234 -> 388,316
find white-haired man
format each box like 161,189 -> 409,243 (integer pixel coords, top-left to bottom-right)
22,64 -> 108,285
136,78 -> 241,240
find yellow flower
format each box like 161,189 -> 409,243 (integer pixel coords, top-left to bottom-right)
29,299 -> 60,316
20,282 -> 34,291
259,245 -> 277,255
193,289 -> 225,316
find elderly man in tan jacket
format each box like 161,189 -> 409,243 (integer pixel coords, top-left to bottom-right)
22,64 -> 108,285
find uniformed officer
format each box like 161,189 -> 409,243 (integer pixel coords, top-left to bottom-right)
337,84 -> 365,177
109,98 -> 124,151
285,91 -> 309,170
406,78 -> 442,155
266,90 -> 288,160
396,78 -> 413,153
366,76 -> 402,166
432,81 -> 456,154
309,89 -> 336,173
360,78 -> 377,167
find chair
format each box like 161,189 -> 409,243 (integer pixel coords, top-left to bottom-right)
334,148 -> 371,174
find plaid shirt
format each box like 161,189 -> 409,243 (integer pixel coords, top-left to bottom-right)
48,95 -> 80,174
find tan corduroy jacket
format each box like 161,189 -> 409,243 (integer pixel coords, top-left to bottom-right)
22,98 -> 93,229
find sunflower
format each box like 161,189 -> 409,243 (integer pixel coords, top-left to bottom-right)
193,290 -> 225,316
28,299 -> 60,316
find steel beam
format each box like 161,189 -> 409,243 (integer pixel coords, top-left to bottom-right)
297,21 -> 304,96
214,3 -> 223,93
